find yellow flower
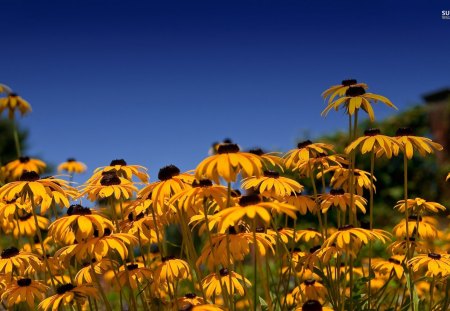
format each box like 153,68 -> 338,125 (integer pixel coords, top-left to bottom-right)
241,171 -> 303,199
372,255 -> 405,279
284,140 -> 335,169
87,159 -> 148,184
387,237 -> 428,255
120,212 -> 161,245
322,86 -> 397,121
292,279 -> 327,302
57,158 -> 87,174
247,148 -> 285,171
49,205 -> 114,244
153,256 -> 191,288
0,93 -> 32,119
345,128 -> 400,158
0,247 -> 41,274
80,170 -> 138,201
38,283 -> 98,311
1,278 -> 48,309
295,228 -> 322,244
408,253 -> 450,278
285,193 -> 317,215
322,79 -> 368,103
176,293 -> 205,310
3,157 -> 46,181
1,212 -> 49,238
202,268 -> 251,299
267,227 -> 294,244
75,258 -> 116,285
137,165 -> 194,215
295,300 -> 334,311
323,225 -> 390,252
111,262 -> 153,289
321,166 -> 375,196
393,127 -> 443,159
394,198 -> 446,214
215,194 -> 297,232
0,197 -> 30,221
319,189 -> 367,214
293,154 -> 348,178
195,143 -> 263,184
392,216 -> 437,240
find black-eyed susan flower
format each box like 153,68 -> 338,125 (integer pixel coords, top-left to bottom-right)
202,268 -> 251,299
176,293 -> 205,309
38,283 -> 98,311
372,255 -> 405,279
0,247 -> 41,274
0,171 -> 69,203
392,216 -> 438,240
215,194 -> 297,232
1,212 -> 49,238
153,256 -> 191,287
1,278 -> 48,309
321,79 -> 368,103
57,158 -> 87,174
295,228 -> 323,244
80,170 -> 138,201
267,227 -> 294,244
195,143 -> 263,184
284,140 -> 335,169
241,171 -> 303,199
137,165 -> 194,215
322,86 -> 397,121
394,198 -> 446,214
39,178 -> 78,214
393,127 -> 443,159
49,205 -> 114,244
0,93 -> 32,119
74,258 -> 116,285
0,197 -> 30,221
408,252 -> 450,278
292,279 -> 327,302
387,237 -> 428,255
319,189 -> 367,214
321,166 -> 375,196
345,128 -> 399,158
248,148 -> 285,171
286,193 -> 317,215
87,159 -> 149,184
168,179 -> 228,216
111,262 -> 153,289
3,157 -> 46,181
120,212 -> 161,245
323,225 -> 390,251
293,154 -> 348,178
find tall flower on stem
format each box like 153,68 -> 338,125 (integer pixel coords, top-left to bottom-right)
321,79 -> 368,103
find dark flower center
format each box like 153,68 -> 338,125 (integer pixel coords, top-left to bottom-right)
67,158 -> 76,162
127,264 -> 139,271
408,215 -> 422,221
17,278 -> 32,287
248,148 -> 264,156
100,171 -> 121,185
217,143 -> 240,154
428,253 -> 441,260
10,93 -> 18,97
161,255 -> 176,262
338,224 -> 354,231
364,128 -> 381,136
345,86 -> 366,97
341,79 -> 357,86
239,194 -> 261,206
110,159 -> 127,166
396,127 -> 414,137
263,170 -> 279,178
158,165 -> 180,181
228,226 -> 238,235
56,283 -> 76,295
192,179 -> 213,187
1,247 -> 19,258
302,300 -> 323,311
388,257 -> 401,265
310,245 -> 321,253
185,293 -> 197,299
304,279 -> 316,286
231,189 -> 241,197
19,156 -> 30,163
219,268 -> 229,276
330,189 -> 345,195
18,213 -> 32,221
20,171 -> 40,181
255,227 -> 265,233
297,140 -> 313,149
67,204 -> 92,216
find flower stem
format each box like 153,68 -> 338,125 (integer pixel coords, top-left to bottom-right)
12,120 -> 21,157
368,150 -> 375,309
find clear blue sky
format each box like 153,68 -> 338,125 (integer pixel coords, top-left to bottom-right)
2,0 -> 449,182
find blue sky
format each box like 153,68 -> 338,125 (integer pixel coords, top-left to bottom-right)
1,0 -> 449,182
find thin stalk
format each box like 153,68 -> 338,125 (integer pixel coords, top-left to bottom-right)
368,150 -> 375,309
90,260 -> 112,311
252,219 -> 257,311
429,277 -> 435,311
12,120 -> 21,157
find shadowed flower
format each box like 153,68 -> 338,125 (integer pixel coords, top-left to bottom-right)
408,252 -> 450,278
345,128 -> 399,159
241,170 -> 303,199
80,170 -> 138,201
322,86 -> 397,121
286,193 -> 317,215
153,256 -> 191,288
319,189 -> 367,214
3,157 -> 46,181
320,166 -> 375,196
1,278 -> 48,309
392,216 -> 438,240
195,143 -> 263,184
38,283 -> 98,311
284,141 -> 335,169
57,158 -> 87,174
202,268 -> 251,299
0,93 -> 32,119
394,198 -> 446,214
393,127 -> 443,159
75,258 -> 116,285
87,159 -> 149,184
323,225 -> 391,252
111,262 -> 153,289
1,212 -> 49,238
0,247 -> 41,274
292,279 -> 327,302
321,79 -> 368,103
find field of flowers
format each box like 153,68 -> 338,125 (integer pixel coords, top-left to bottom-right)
0,81 -> 449,311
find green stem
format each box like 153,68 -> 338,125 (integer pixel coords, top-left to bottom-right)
12,120 -> 21,157
252,219 -> 257,311
368,151 -> 375,309
429,277 -> 435,311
